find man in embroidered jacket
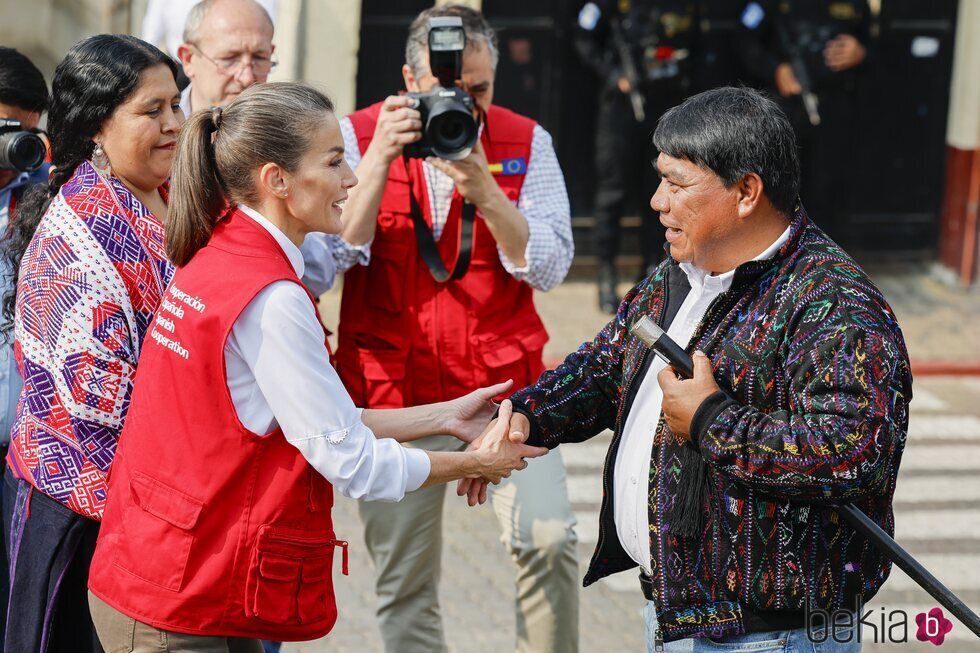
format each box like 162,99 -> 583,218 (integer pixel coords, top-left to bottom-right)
470,86 -> 911,649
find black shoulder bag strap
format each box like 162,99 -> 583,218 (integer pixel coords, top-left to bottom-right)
403,156 -> 475,283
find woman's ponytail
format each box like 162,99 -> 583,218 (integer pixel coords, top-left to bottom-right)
166,82 -> 336,267
166,109 -> 227,267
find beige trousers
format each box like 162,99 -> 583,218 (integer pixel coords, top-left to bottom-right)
89,592 -> 264,653
358,435 -> 580,653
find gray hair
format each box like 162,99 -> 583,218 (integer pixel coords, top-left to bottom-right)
653,87 -> 801,215
405,4 -> 499,78
167,82 -> 334,266
183,0 -> 274,44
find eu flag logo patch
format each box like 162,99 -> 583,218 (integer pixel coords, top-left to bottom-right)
488,157 -> 527,176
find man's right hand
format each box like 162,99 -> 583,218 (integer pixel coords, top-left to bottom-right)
337,95 -> 423,248
473,400 -> 545,482
372,95 -> 423,164
774,62 -> 802,97
458,405 -> 535,506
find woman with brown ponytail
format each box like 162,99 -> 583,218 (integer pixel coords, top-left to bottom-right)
86,81 -> 544,651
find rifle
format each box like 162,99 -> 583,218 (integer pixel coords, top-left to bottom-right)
775,21 -> 821,126
609,16 -> 646,123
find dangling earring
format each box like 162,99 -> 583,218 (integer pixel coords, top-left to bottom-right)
91,143 -> 111,175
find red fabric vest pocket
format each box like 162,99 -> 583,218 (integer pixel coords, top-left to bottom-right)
255,554 -> 302,624
516,326 -> 549,359
246,525 -> 340,626
298,555 -> 333,622
360,348 -> 408,409
111,472 -> 204,592
366,239 -> 411,315
475,326 -> 549,392
517,327 -> 550,387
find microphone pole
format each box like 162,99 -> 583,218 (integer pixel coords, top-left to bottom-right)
630,315 -> 980,637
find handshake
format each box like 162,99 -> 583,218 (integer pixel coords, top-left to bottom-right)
433,379 -> 546,505
456,396 -> 542,507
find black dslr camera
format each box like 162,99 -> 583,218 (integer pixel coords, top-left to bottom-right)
0,119 -> 45,173
404,17 -> 478,161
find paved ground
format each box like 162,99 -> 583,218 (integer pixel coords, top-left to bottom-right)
288,264 -> 980,652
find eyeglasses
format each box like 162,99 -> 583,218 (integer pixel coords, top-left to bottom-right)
189,43 -> 278,75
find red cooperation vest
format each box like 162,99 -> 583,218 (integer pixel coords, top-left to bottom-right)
338,102 -> 548,408
89,209 -> 346,641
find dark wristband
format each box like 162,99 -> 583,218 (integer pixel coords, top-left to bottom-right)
688,390 -> 735,452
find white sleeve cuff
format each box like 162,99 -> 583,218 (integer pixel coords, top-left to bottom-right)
403,447 -> 431,493
498,242 -> 532,278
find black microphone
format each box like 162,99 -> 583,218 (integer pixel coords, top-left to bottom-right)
630,315 -> 694,379
629,315 -> 980,637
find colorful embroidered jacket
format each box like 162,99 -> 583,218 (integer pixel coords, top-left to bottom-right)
511,208 -> 912,642
8,161 -> 173,519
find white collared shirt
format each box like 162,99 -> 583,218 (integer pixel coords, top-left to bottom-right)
224,205 -> 430,501
614,225 -> 792,571
179,85 -> 192,117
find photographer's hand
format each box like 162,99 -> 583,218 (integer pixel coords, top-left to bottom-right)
426,140 -> 530,267
425,139 -> 500,206
339,96 -> 422,248
372,95 -> 423,164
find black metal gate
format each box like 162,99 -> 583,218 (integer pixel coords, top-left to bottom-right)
355,0 -> 959,259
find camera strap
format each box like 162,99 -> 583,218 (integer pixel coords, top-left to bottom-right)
403,156 -> 475,283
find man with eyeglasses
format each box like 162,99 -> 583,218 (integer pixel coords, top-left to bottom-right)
177,0 -> 277,115
143,0 -> 277,62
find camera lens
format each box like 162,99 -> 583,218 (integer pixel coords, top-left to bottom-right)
404,86 -> 478,161
0,130 -> 46,173
426,100 -> 478,161
433,113 -> 468,148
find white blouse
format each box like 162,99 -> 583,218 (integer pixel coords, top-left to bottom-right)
224,205 -> 430,501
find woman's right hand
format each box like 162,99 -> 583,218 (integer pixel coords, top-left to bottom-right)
472,400 -> 548,484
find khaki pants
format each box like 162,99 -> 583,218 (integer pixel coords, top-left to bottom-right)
358,435 -> 580,653
89,592 -> 263,653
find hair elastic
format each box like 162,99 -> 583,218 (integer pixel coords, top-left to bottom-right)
210,105 -> 223,131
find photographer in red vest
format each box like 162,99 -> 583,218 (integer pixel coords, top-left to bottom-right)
334,5 -> 579,652
86,82 -> 546,651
